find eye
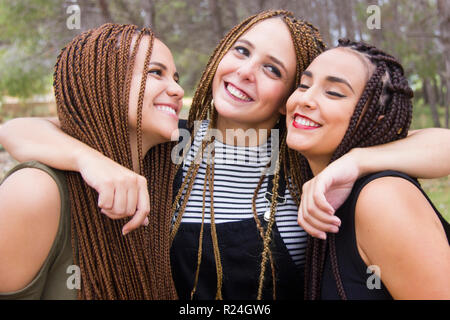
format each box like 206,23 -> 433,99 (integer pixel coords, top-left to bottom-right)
148,69 -> 162,77
234,46 -> 250,57
298,83 -> 309,90
326,91 -> 346,98
265,64 -> 281,78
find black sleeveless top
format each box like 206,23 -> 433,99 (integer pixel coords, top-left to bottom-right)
321,170 -> 450,300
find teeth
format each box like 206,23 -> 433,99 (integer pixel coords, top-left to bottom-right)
227,83 -> 252,101
156,105 -> 176,116
294,116 -> 320,127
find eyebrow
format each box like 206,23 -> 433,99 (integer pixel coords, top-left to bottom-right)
302,70 -> 354,93
149,61 -> 167,70
235,39 -> 288,75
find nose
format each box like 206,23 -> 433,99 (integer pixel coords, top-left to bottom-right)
236,60 -> 256,82
287,86 -> 318,114
167,79 -> 184,100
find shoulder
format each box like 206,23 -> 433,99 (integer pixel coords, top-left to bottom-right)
0,166 -> 62,214
355,174 -> 434,227
355,174 -> 440,243
354,174 -> 450,298
0,166 -> 62,293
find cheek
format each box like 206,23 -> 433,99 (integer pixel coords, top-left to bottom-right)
324,105 -> 355,146
261,81 -> 289,110
213,56 -> 233,88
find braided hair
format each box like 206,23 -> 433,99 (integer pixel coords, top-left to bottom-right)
169,10 -> 326,300
303,39 -> 414,300
54,23 -> 178,299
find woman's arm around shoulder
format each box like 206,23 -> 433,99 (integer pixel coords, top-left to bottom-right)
355,175 -> 450,300
0,168 -> 61,293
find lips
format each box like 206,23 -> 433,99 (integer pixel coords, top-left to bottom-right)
292,113 -> 322,130
224,82 -> 253,102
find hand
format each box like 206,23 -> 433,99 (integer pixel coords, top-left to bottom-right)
77,151 -> 150,235
298,150 -> 361,239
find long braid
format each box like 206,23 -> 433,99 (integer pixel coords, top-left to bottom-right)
54,23 -> 177,299
170,10 -> 325,299
303,39 -> 413,300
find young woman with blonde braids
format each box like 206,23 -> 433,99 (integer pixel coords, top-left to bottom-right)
286,39 -> 450,299
0,23 -> 184,299
1,10 -> 450,300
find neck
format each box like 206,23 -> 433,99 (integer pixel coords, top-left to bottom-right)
129,130 -> 159,172
305,155 -> 332,176
216,115 -> 280,147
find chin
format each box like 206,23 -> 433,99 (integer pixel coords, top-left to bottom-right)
159,125 -> 179,142
286,132 -> 309,153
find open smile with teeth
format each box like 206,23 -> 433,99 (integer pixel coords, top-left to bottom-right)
155,105 -> 177,116
294,115 -> 321,128
226,83 -> 253,102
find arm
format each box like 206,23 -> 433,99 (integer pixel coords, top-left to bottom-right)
355,128 -> 450,179
298,128 -> 450,239
0,117 -> 149,234
0,168 -> 60,293
355,176 -> 450,299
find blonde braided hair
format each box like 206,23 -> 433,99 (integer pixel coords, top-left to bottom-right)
170,10 -> 326,300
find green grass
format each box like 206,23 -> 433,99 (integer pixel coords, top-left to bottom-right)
419,177 -> 450,222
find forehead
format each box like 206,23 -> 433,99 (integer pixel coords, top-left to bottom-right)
307,48 -> 369,86
238,18 -> 296,66
133,36 -> 176,69
150,39 -> 175,67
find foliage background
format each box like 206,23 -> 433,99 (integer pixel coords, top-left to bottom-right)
0,0 -> 448,219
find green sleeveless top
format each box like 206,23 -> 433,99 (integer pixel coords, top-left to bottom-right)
0,161 -> 77,300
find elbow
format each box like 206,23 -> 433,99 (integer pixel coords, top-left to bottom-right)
0,119 -> 27,162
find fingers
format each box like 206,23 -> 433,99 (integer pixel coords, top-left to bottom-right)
97,182 -> 114,210
298,178 -> 341,240
122,177 -> 150,236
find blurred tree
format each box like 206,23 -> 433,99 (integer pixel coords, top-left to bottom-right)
0,0 -> 448,129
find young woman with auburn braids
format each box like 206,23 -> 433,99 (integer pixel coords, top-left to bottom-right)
1,10 -> 450,300
286,39 -> 450,299
0,23 -> 184,299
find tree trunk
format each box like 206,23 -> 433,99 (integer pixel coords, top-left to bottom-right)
208,0 -> 225,41
97,0 -> 112,23
437,0 -> 450,128
142,0 -> 156,28
423,78 -> 441,127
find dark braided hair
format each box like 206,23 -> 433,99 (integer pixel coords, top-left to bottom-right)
169,10 -> 326,300
54,23 -> 178,299
303,39 -> 414,300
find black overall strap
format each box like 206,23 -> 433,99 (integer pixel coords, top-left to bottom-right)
172,119 -> 189,202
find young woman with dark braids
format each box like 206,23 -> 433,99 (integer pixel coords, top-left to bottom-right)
1,10 -> 450,300
0,23 -> 183,299
286,39 -> 450,299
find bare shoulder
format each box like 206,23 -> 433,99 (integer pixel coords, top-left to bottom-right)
355,175 -> 450,299
355,176 -> 440,229
0,167 -> 61,293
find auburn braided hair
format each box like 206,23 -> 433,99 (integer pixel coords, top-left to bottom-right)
302,39 -> 414,300
54,23 -> 178,299
169,10 -> 326,300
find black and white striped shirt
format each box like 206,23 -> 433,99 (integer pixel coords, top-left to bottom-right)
175,120 -> 307,266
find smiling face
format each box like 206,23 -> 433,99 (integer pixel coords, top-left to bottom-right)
212,17 -> 297,134
286,48 -> 371,172
128,37 -> 184,148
